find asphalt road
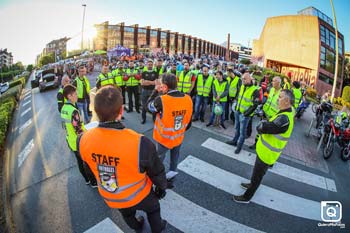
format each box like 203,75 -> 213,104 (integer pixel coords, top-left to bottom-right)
5,70 -> 350,233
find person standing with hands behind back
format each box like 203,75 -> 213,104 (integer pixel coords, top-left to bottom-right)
78,86 -> 168,233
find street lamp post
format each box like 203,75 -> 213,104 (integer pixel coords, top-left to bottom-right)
330,0 -> 339,102
81,4 -> 87,51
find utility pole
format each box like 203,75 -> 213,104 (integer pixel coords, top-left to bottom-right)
81,4 -> 87,51
330,0 -> 339,102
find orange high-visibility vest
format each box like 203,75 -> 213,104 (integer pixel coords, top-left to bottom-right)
79,127 -> 152,209
153,94 -> 193,149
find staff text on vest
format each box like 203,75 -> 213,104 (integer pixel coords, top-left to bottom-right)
172,110 -> 187,117
91,153 -> 120,166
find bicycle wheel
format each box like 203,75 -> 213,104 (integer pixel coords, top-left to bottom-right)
306,118 -> 314,137
312,103 -> 318,113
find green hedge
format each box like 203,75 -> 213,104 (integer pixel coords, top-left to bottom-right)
0,97 -> 16,147
9,77 -> 26,89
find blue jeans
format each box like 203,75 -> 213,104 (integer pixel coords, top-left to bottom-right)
157,143 -> 182,172
77,100 -> 89,123
209,102 -> 227,124
232,111 -> 250,147
194,95 -> 209,119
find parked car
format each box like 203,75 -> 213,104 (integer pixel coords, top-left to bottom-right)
0,82 -> 10,94
38,69 -> 59,92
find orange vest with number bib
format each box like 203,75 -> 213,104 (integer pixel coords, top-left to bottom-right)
79,127 -> 152,209
153,94 -> 193,149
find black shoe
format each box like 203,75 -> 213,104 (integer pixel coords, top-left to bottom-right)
206,123 -> 212,127
225,140 -> 237,146
135,216 -> 145,233
200,118 -> 204,122
127,110 -> 133,113
161,220 -> 167,231
192,118 -> 199,122
233,195 -> 250,204
121,116 -> 125,120
141,119 -> 146,124
240,182 -> 251,190
85,180 -> 90,185
245,134 -> 251,139
136,109 -> 140,113
234,146 -> 242,154
220,123 -> 226,129
90,182 -> 98,188
248,144 -> 256,150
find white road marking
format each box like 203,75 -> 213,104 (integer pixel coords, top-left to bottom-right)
20,107 -> 31,117
161,190 -> 263,233
19,119 -> 32,134
23,94 -> 31,100
18,139 -> 34,168
178,156 -> 321,221
84,218 -> 124,233
202,138 -> 337,192
23,100 -> 31,107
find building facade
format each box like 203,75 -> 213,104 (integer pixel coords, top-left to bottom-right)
252,7 -> 345,96
0,49 -> 13,68
229,43 -> 252,61
93,22 -> 237,60
44,37 -> 69,60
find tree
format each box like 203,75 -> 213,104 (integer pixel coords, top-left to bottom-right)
26,64 -> 34,72
342,86 -> 350,103
240,58 -> 251,65
12,61 -> 24,71
39,53 -> 55,67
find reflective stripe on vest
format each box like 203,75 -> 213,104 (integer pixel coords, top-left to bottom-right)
113,69 -> 125,87
79,127 -> 152,209
57,88 -> 67,104
75,76 -> 90,99
229,76 -> 240,98
60,103 -> 81,151
292,88 -> 302,109
256,111 -> 294,165
236,85 -> 257,116
196,74 -> 213,97
212,79 -> 228,102
153,93 -> 193,149
177,71 -> 192,93
263,87 -> 280,119
126,68 -> 140,86
98,73 -> 115,87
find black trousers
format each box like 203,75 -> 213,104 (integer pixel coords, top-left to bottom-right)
73,151 -> 96,184
243,155 -> 269,200
119,190 -> 163,233
120,85 -> 127,104
141,89 -> 155,121
127,85 -> 140,111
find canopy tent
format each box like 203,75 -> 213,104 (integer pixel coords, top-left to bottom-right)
107,45 -> 131,58
95,50 -> 107,55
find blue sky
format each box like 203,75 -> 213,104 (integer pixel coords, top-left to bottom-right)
0,0 -> 349,64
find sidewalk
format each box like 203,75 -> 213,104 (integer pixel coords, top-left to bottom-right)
191,106 -> 329,173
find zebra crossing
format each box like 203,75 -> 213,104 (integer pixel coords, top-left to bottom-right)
85,136 -> 337,233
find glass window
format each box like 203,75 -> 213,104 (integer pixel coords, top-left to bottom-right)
138,28 -> 147,47
170,33 -> 175,53
184,37 -> 189,53
325,49 -> 335,73
124,26 -> 134,48
338,38 -> 343,55
150,30 -> 157,48
160,31 -> 167,49
107,25 -> 120,49
318,73 -> 333,85
178,35 -> 182,52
